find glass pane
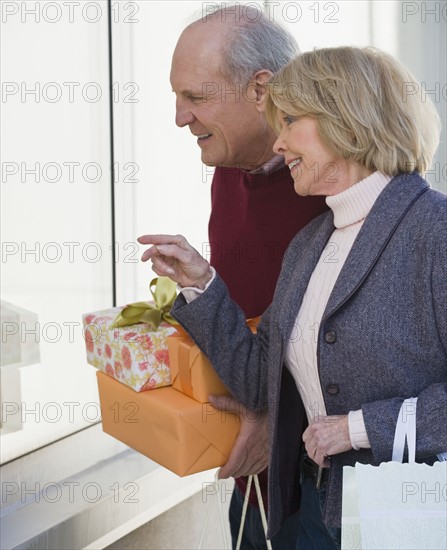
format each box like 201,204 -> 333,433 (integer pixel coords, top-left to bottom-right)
1,1 -> 112,462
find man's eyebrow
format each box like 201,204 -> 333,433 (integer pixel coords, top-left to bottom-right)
171,86 -> 201,96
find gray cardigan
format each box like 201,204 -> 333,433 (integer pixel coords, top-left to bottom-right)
172,172 -> 447,536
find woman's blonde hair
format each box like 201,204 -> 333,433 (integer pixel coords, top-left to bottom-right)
265,47 -> 441,176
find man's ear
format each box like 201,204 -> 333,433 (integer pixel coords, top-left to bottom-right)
252,70 -> 273,112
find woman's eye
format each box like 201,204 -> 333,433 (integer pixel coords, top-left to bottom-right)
283,115 -> 296,125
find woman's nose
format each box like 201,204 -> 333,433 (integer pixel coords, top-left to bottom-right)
273,132 -> 287,155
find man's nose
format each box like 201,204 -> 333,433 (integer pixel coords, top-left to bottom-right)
175,100 -> 196,127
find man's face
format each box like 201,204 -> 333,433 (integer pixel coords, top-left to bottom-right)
170,24 -> 275,170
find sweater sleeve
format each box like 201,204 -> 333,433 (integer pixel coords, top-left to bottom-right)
171,273 -> 271,411
361,213 -> 447,462
178,268 -> 216,303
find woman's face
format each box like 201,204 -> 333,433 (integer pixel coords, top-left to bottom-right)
273,112 -> 368,196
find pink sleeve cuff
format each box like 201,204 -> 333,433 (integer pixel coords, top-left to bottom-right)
348,409 -> 371,450
178,267 -> 216,304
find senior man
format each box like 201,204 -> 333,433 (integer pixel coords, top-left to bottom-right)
170,5 -> 328,548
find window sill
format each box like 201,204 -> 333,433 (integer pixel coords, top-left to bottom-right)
1,424 -> 216,549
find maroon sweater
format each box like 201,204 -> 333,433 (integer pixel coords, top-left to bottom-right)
208,164 -> 328,506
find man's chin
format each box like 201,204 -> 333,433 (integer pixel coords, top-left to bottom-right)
200,151 -> 239,169
200,154 -> 220,168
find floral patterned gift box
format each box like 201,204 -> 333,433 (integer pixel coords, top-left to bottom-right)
82,278 -> 179,392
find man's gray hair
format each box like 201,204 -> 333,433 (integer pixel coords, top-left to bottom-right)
195,4 -> 299,86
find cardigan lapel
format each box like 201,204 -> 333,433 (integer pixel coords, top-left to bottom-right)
276,213 -> 335,339
322,173 -> 430,321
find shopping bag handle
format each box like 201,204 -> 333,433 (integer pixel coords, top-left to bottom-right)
392,397 -> 447,463
198,473 -> 274,550
392,397 -> 417,463
236,474 -> 272,550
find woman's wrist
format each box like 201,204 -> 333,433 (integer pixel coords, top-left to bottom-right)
193,267 -> 214,290
179,268 -> 216,304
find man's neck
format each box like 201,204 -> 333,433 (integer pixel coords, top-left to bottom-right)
238,132 -> 278,171
247,154 -> 284,175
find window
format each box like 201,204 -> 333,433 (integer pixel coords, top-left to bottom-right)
1,1 -> 112,462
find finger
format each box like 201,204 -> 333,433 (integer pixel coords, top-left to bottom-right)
304,437 -> 318,461
218,442 -> 248,479
312,446 -> 325,467
141,244 -> 183,263
250,462 -> 269,476
302,422 -> 318,444
302,424 -> 317,445
141,243 -> 196,266
144,244 -> 198,275
313,457 -> 326,468
234,456 -> 269,478
151,257 -> 175,277
141,245 -> 162,262
228,455 -> 257,478
137,234 -> 186,246
156,243 -> 198,265
313,449 -> 331,468
302,426 -> 309,443
229,446 -> 257,478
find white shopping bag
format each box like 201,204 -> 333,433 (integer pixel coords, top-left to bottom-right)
342,398 -> 447,550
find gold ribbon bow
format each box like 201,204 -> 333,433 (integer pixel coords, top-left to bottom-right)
110,277 -> 179,329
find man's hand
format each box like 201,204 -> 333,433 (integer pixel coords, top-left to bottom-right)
302,415 -> 353,467
209,395 -> 269,479
138,234 -> 213,289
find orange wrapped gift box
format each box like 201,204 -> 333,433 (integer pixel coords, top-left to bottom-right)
167,331 -> 230,403
97,371 -> 240,476
167,317 -> 260,403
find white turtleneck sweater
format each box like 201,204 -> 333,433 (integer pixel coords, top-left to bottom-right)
181,171 -> 392,450
284,171 -> 392,449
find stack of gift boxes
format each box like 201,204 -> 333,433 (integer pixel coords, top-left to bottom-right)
82,278 -> 258,477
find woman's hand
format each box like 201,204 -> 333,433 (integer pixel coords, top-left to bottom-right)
302,415 -> 353,468
137,234 -> 213,289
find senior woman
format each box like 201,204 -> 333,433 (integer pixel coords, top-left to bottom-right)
138,47 -> 446,549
